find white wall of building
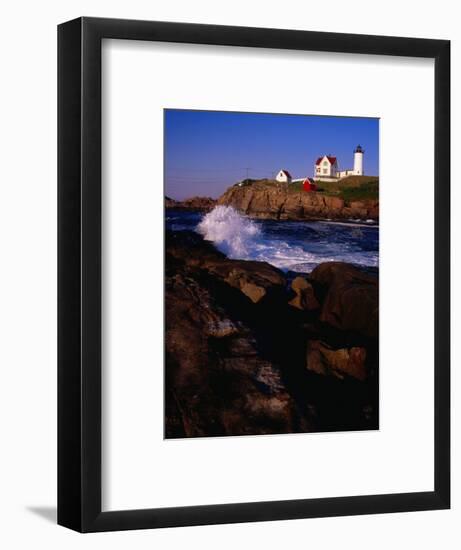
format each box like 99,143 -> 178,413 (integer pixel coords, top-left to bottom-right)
276,170 -> 291,182
316,156 -> 338,178
354,151 -> 364,175
320,158 -> 330,176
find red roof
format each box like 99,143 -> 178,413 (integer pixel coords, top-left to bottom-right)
315,156 -> 337,166
280,170 -> 292,177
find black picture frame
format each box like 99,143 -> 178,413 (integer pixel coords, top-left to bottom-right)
58,17 -> 450,532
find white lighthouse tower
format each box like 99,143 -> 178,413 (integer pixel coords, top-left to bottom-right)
353,145 -> 364,175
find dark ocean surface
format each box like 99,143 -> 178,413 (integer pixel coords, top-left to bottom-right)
166,206 -> 378,273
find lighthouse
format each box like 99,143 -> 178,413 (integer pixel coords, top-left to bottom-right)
353,145 -> 364,175
314,146 -> 366,181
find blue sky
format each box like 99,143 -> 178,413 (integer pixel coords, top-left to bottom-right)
164,109 -> 379,200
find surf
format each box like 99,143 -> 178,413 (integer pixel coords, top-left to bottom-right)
195,206 -> 378,273
196,205 -> 261,258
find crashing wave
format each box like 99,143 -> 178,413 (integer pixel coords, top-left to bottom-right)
196,206 -> 378,273
196,206 -> 260,258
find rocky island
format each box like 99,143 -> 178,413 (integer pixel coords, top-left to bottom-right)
165,195 -> 216,211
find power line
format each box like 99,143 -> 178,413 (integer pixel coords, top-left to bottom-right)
244,167 -> 253,180
166,167 -> 246,173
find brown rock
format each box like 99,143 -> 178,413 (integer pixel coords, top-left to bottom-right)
306,340 -> 368,381
165,267 -> 311,437
325,196 -> 345,210
206,261 -> 286,304
166,231 -> 286,304
368,203 -> 379,219
240,281 -> 267,303
310,262 -> 378,340
165,195 -> 216,211
289,276 -> 320,311
349,207 -> 368,218
217,180 -> 377,221
165,196 -> 179,208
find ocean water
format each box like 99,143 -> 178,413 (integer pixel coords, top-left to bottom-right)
166,205 -> 378,273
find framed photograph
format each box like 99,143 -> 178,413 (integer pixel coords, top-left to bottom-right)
58,17 -> 450,532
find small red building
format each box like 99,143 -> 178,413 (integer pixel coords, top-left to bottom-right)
303,177 -> 317,192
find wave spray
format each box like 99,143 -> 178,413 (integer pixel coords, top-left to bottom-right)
196,205 -> 260,258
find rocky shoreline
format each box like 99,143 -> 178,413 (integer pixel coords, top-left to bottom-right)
165,230 -> 379,438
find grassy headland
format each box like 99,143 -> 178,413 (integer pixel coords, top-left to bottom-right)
235,176 -> 378,201
288,176 -> 378,200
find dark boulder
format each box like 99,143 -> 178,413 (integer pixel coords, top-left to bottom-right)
309,262 -> 378,340
166,230 -> 286,305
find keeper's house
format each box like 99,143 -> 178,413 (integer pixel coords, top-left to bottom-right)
314,156 -> 338,182
314,146 -> 365,182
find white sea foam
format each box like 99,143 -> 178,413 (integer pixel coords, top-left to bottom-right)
196,206 -> 378,273
196,205 -> 261,258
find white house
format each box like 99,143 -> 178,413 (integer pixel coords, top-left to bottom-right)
314,146 -> 364,182
275,169 -> 292,183
314,156 -> 338,181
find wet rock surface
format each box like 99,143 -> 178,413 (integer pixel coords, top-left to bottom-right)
165,231 -> 379,438
310,262 -> 378,340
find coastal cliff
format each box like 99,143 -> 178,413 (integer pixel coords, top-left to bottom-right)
217,178 -> 379,221
165,230 -> 379,438
166,177 -> 379,222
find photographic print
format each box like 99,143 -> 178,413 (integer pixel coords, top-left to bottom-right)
165,109 -> 379,439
